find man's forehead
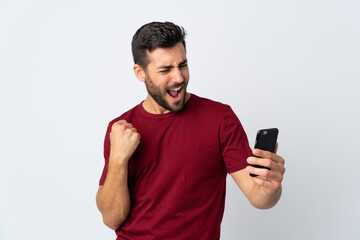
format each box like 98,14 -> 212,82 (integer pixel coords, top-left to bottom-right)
146,44 -> 186,66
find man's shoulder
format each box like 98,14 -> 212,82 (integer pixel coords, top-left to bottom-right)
190,94 -> 231,112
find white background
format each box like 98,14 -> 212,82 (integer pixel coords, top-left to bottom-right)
1,0 -> 359,239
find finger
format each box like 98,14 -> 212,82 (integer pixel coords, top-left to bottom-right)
253,149 -> 284,164
130,127 -> 138,133
124,123 -> 133,128
112,120 -> 127,130
247,157 -> 271,172
246,165 -> 282,181
257,169 -> 284,182
253,148 -> 275,159
247,157 -> 285,174
117,121 -> 134,130
131,131 -> 141,142
116,120 -> 134,129
116,119 -> 127,125
275,142 -> 278,154
246,166 -> 270,180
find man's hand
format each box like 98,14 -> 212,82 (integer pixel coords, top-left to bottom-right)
231,143 -> 285,209
109,120 -> 141,164
245,143 -> 285,195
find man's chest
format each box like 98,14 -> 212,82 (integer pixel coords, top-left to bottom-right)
128,117 -> 226,190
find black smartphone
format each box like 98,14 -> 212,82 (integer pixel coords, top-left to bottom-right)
250,128 -> 279,177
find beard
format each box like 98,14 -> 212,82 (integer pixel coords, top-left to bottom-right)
144,75 -> 188,113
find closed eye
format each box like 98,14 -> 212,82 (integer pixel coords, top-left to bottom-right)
159,69 -> 171,73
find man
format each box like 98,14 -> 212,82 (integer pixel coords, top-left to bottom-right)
96,21 -> 285,240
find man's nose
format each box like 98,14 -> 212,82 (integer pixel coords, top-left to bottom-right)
172,67 -> 183,83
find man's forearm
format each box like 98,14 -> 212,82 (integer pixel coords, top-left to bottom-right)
96,160 -> 130,230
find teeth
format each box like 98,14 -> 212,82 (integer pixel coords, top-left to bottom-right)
172,86 -> 182,91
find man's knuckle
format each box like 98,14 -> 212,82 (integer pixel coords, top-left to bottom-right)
264,170 -> 270,178
278,174 -> 283,182
274,182 -> 280,189
266,160 -> 273,168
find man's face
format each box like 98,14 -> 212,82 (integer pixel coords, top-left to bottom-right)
143,42 -> 189,113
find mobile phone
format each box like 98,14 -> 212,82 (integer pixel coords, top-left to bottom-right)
250,128 -> 279,177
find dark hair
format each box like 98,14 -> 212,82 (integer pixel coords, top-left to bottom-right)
131,21 -> 187,69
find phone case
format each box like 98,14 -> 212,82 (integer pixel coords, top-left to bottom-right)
254,128 -> 278,153
250,128 -> 279,177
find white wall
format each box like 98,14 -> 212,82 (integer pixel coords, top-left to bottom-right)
1,0 -> 359,239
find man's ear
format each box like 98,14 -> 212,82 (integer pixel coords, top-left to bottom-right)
133,64 -> 146,82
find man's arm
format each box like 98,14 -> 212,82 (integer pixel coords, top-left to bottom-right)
96,120 -> 140,230
231,146 -> 285,209
96,162 -> 130,230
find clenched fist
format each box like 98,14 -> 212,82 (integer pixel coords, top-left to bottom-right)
109,120 -> 141,165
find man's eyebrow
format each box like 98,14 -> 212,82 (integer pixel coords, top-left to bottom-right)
157,59 -> 188,70
179,59 -> 188,65
157,65 -> 173,70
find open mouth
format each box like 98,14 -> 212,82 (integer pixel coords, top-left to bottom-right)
167,86 -> 183,98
